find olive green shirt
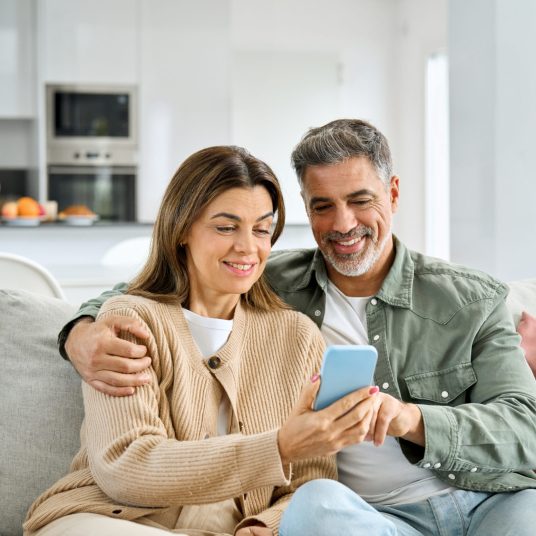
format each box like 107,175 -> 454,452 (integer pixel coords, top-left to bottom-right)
60,237 -> 536,493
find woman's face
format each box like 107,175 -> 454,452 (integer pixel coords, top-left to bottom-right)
184,186 -> 274,316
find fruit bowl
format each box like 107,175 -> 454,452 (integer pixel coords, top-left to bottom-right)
60,214 -> 99,226
1,216 -> 44,227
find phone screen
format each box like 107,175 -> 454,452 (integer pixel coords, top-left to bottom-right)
313,345 -> 378,411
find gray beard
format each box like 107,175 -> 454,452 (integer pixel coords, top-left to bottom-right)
320,226 -> 392,277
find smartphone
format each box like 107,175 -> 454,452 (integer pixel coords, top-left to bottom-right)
313,345 -> 378,411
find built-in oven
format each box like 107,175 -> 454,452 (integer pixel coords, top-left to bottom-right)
46,84 -> 138,221
48,166 -> 136,221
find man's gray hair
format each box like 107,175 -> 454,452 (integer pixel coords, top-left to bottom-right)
291,119 -> 393,187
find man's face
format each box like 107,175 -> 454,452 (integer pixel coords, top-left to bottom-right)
301,156 -> 399,279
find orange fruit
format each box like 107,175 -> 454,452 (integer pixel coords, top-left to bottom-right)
17,197 -> 40,217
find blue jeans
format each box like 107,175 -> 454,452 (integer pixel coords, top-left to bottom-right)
279,479 -> 536,536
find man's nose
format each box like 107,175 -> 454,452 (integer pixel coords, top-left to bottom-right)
332,206 -> 357,234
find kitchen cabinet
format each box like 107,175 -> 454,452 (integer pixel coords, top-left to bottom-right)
231,50 -> 340,224
0,0 -> 35,118
136,0 -> 231,222
40,0 -> 138,84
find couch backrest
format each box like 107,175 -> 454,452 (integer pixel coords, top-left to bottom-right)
1,290 -> 81,536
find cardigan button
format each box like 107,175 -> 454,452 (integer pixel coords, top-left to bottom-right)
207,356 -> 221,369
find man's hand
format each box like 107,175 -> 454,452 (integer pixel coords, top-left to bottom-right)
65,316 -> 152,396
518,311 -> 536,377
277,376 -> 378,464
235,526 -> 273,536
367,393 -> 424,447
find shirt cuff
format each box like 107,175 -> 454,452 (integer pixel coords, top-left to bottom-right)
414,403 -> 459,470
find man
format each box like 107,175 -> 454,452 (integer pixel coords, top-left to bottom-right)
61,119 -> 536,535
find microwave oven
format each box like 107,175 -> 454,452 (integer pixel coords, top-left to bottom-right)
46,84 -> 138,166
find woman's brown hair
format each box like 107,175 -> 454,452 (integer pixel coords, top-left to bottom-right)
128,145 -> 287,311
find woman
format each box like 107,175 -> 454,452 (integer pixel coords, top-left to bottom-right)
24,146 -> 377,536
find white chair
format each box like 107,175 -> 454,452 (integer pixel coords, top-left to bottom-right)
0,252 -> 66,300
100,236 -> 152,268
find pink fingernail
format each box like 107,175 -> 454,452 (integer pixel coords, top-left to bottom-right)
311,373 -> 320,383
369,386 -> 379,395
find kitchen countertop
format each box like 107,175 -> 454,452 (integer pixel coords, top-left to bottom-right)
0,222 -> 315,304
0,221 -> 153,229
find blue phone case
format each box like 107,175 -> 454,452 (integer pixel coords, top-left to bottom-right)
313,345 -> 378,411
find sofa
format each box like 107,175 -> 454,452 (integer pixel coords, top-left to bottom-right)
2,282 -> 536,536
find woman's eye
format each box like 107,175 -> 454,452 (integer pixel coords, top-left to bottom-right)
254,228 -> 271,236
216,226 -> 235,233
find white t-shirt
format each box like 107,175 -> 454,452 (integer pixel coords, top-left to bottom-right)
183,308 -> 233,436
321,281 -> 453,505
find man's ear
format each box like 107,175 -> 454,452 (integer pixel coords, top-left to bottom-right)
389,176 -> 400,213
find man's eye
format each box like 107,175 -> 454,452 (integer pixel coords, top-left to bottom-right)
352,199 -> 371,206
312,205 -> 330,213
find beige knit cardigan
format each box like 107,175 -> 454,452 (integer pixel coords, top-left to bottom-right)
25,295 -> 336,535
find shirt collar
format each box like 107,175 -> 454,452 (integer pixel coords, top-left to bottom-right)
376,236 -> 414,308
300,236 -> 414,309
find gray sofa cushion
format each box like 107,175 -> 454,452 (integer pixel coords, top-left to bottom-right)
0,290 -> 82,536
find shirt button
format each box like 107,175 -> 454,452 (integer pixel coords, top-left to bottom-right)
371,298 -> 378,305
433,462 -> 442,469
448,473 -> 456,480
423,463 -> 431,468
382,382 -> 389,390
314,309 -> 321,317
239,421 -> 245,432
470,467 -> 478,473
441,391 -> 449,399
373,334 -> 380,341
207,356 -> 221,369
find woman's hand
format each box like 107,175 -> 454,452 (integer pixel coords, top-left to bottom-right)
277,376 -> 379,464
235,525 -> 273,536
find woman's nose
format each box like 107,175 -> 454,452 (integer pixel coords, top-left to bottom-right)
234,230 -> 256,253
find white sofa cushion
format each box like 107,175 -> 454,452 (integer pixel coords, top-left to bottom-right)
507,279 -> 536,325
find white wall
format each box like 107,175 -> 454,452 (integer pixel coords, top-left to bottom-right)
392,0 -> 448,253
450,0 -> 536,281
230,0 -> 399,224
